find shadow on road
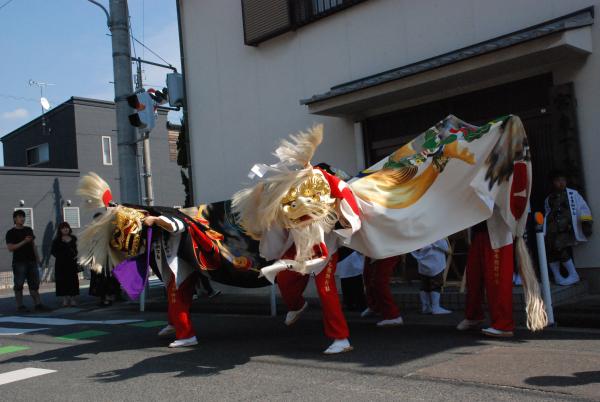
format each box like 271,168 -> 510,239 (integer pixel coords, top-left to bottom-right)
525,371 -> 600,387
3,308 -> 599,385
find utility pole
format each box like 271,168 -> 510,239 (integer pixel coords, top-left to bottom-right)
109,0 -> 140,204
134,59 -> 153,312
134,60 -> 155,208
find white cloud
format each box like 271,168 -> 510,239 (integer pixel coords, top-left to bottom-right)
2,108 -> 29,120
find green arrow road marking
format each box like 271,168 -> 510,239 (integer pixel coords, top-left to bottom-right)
0,345 -> 30,355
129,320 -> 168,328
56,330 -> 110,341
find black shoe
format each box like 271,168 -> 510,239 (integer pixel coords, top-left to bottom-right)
17,305 -> 29,313
34,304 -> 49,312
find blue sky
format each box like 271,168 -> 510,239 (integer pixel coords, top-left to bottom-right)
0,0 -> 181,165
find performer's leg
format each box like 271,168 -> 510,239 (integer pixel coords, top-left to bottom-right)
419,274 -> 432,314
372,256 -> 401,320
314,254 -> 349,340
168,274 -> 197,340
483,239 -> 515,332
561,254 -> 580,285
430,272 -> 451,315
464,232 -> 485,321
276,270 -> 310,311
363,259 -> 379,313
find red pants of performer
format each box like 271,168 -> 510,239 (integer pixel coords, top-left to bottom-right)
465,231 -> 514,331
364,256 -> 401,320
276,253 -> 349,340
167,273 -> 197,339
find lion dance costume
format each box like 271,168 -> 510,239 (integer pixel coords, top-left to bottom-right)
233,125 -> 361,354
76,173 -> 269,348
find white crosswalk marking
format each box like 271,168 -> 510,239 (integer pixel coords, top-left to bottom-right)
0,368 -> 56,386
0,327 -> 49,336
0,317 -> 142,326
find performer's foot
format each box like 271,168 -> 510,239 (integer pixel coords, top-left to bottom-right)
456,319 -> 484,331
429,292 -> 450,315
360,307 -> 375,318
284,301 -> 308,326
376,316 -> 404,327
158,324 -> 176,337
549,262 -> 568,285
513,273 -> 522,286
431,306 -> 452,315
419,291 -> 431,314
561,273 -> 580,286
481,327 -> 514,338
323,339 -> 353,355
168,336 -> 198,348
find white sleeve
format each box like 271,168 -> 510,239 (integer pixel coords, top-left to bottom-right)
158,216 -> 186,234
259,225 -> 290,261
435,239 -> 450,253
576,191 -> 593,220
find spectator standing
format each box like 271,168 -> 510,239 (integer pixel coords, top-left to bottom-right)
411,239 -> 452,315
5,210 -> 45,312
544,170 -> 593,286
51,222 -> 80,307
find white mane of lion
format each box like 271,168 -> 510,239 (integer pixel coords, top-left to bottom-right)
232,124 -> 324,240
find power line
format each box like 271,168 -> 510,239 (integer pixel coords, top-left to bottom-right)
130,35 -> 172,68
0,0 -> 15,11
0,93 -> 57,104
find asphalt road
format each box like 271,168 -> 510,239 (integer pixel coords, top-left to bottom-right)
1,293 -> 599,401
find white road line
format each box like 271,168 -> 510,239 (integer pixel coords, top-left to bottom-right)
0,368 -> 56,386
0,317 -> 142,326
0,327 -> 49,336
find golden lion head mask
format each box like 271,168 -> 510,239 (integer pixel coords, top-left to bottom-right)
280,169 -> 336,228
110,206 -> 147,257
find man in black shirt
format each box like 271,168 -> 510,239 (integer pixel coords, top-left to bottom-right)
5,210 -> 45,312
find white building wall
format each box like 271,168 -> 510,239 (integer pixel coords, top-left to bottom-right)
179,0 -> 600,268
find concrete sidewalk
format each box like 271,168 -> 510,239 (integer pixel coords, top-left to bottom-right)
1,277 -> 598,329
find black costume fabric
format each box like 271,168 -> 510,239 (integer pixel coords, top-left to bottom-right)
137,201 -> 270,289
546,190 -> 577,263
51,236 -> 80,296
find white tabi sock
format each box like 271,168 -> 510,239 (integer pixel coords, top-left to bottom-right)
562,259 -> 580,285
548,262 -> 567,285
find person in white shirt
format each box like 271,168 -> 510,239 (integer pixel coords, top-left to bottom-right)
411,239 -> 451,315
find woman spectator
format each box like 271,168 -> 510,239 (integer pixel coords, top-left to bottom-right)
51,222 -> 80,307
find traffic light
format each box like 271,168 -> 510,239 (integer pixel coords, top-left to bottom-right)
127,91 -> 156,131
148,87 -> 168,105
166,73 -> 184,107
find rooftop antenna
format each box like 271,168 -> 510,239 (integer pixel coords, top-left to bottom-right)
28,79 -> 56,135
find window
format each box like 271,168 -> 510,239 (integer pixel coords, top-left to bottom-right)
242,0 -> 368,46
26,143 -> 49,166
311,0 -> 344,13
14,208 -> 34,229
63,207 -> 81,229
102,136 -> 112,165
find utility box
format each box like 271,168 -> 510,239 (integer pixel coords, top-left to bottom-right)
167,73 -> 184,107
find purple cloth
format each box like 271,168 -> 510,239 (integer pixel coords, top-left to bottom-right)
113,228 -> 152,300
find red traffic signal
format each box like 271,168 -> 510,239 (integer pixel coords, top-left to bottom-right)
127,91 -> 155,131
